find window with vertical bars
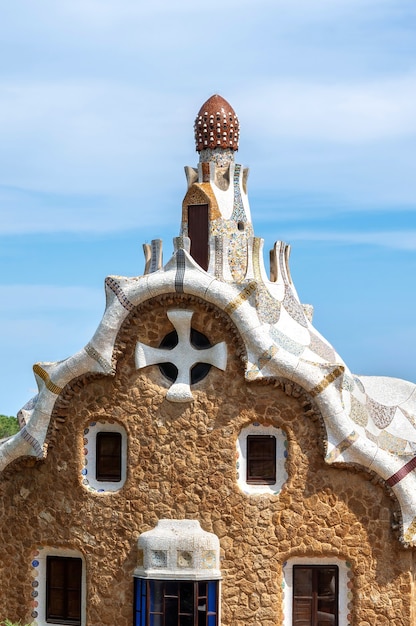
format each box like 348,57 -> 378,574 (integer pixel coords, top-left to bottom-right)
96,431 -> 122,482
293,565 -> 339,626
246,435 -> 276,484
134,579 -> 218,626
46,556 -> 82,625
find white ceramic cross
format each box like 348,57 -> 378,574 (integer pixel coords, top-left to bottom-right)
135,309 -> 227,402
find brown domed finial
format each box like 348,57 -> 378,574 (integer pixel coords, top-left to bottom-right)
194,94 -> 239,152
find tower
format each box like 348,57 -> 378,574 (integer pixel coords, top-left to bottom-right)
181,94 -> 253,280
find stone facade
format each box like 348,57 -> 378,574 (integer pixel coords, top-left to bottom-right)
0,297 -> 415,624
1,95 -> 416,625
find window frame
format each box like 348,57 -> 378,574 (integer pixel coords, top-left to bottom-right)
81,421 -> 127,493
29,547 -> 86,626
292,564 -> 339,626
246,434 -> 277,484
236,423 -> 288,495
95,431 -> 122,482
46,556 -> 82,625
283,558 -> 351,626
134,578 -> 219,626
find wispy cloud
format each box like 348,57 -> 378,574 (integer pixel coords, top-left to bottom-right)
238,73 -> 416,144
284,230 -> 416,250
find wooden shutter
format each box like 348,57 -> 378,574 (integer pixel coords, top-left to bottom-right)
46,556 -> 82,624
188,204 -> 209,270
293,565 -> 338,626
96,432 -> 122,481
246,435 -> 276,484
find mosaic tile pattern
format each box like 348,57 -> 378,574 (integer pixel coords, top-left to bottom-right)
210,218 -> 251,282
309,330 -> 337,362
199,147 -> 235,166
21,426 -> 43,457
105,276 -> 135,312
84,342 -> 114,375
30,548 -> 41,623
366,396 -> 396,429
269,327 -> 304,358
230,164 -> 247,223
33,363 -> 63,395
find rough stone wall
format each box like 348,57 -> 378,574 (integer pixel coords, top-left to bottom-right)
0,295 -> 414,625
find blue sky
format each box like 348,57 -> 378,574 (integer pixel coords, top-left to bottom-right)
1,0 -> 415,416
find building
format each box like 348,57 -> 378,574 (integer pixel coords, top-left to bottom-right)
1,94 -> 416,626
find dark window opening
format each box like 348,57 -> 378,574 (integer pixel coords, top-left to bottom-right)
159,362 -> 179,383
96,431 -> 122,482
188,204 -> 209,271
46,556 -> 82,625
158,329 -> 212,385
134,579 -> 218,626
293,565 -> 339,626
246,435 -> 276,484
190,362 -> 211,385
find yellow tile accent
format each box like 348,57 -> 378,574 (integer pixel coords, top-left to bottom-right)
404,517 -> 416,543
309,365 -> 345,398
326,431 -> 358,463
224,282 -> 257,315
33,364 -> 63,395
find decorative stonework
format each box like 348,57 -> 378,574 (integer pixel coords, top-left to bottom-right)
194,94 -> 239,152
135,309 -> 227,402
135,519 -> 221,580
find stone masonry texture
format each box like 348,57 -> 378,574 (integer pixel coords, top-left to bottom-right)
1,295 -> 415,625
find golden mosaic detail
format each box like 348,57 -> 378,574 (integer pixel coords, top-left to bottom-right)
404,517 -> 416,543
32,364 -> 63,395
326,431 -> 359,463
224,282 -> 257,315
181,184 -> 221,225
309,365 -> 345,398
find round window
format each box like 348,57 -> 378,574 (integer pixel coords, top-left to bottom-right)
159,329 -> 212,384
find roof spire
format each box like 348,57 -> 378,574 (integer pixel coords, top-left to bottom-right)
194,95 -> 240,156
